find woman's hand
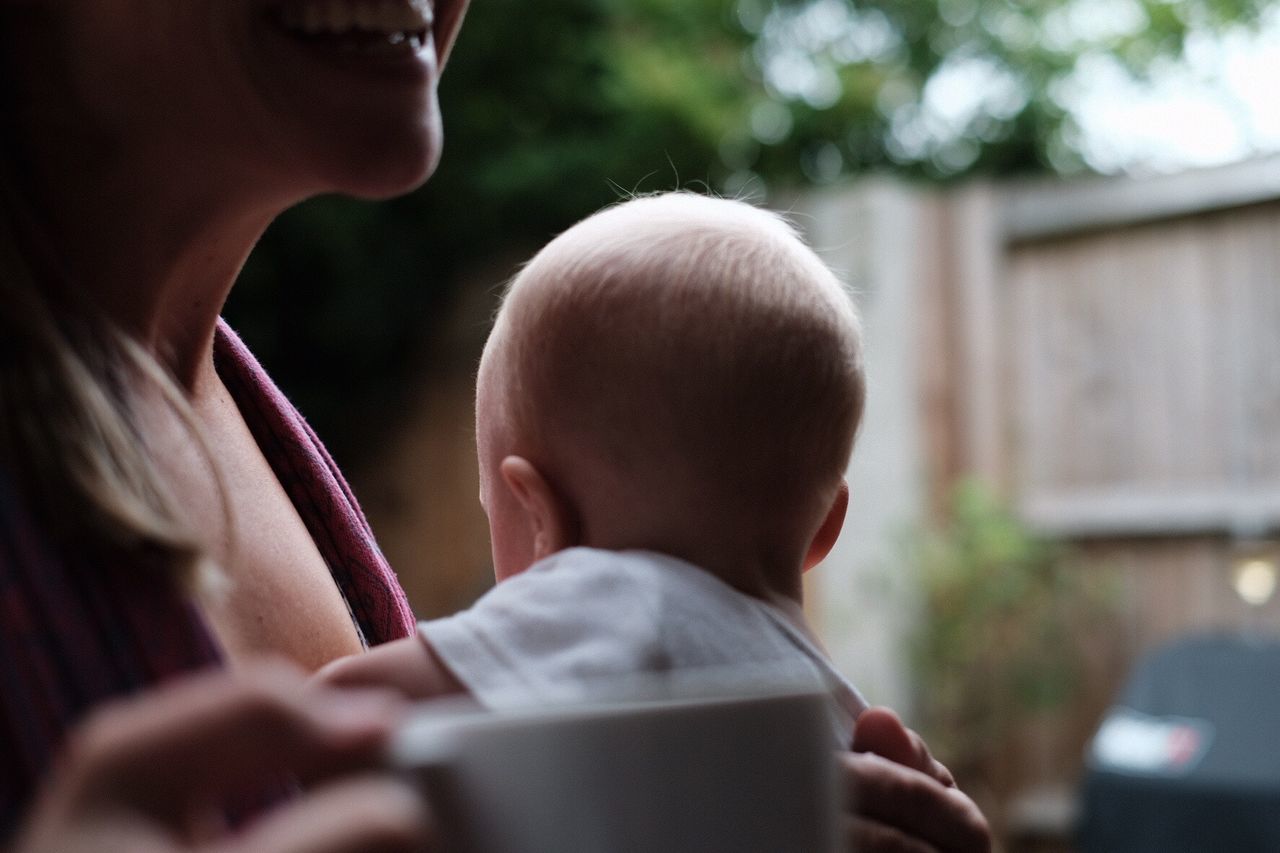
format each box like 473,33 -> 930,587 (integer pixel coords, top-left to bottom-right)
12,663 -> 429,853
842,707 -> 991,853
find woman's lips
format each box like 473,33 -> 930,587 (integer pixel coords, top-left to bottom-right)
273,0 -> 434,55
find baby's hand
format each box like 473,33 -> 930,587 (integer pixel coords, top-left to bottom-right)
851,706 -> 954,787
841,706 -> 991,852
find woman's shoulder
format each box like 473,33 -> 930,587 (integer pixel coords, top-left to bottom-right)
213,320 -> 415,646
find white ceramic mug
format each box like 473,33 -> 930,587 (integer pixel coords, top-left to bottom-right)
392,686 -> 839,852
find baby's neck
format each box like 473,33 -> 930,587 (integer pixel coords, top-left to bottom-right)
596,533 -> 805,608
712,556 -> 803,607
656,542 -> 824,650
565,489 -> 810,608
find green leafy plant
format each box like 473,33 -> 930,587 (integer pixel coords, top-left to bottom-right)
908,481 -> 1115,777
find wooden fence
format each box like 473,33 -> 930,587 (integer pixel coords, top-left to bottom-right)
798,154 -> 1280,843
945,158 -> 1280,653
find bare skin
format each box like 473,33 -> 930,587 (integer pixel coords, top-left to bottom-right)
152,379 -> 366,670
0,0 -> 468,670
12,665 -> 429,853
320,201 -> 993,851
3,1 -> 990,849
2,0 -> 471,847
846,708 -> 991,852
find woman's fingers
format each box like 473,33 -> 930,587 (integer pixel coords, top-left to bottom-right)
840,751 -> 991,853
25,662 -> 411,848
211,776 -> 430,853
852,706 -> 954,788
843,815 -> 938,853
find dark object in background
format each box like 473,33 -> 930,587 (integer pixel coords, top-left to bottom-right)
1078,633 -> 1280,852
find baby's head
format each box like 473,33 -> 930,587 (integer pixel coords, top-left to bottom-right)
476,193 -> 864,598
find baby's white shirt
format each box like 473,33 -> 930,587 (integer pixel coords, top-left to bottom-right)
418,547 -> 867,746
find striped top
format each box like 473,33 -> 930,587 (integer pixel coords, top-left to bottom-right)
0,320 -> 416,840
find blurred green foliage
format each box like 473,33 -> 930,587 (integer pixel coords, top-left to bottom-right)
751,0 -> 1270,181
226,0 -> 1268,465
907,481 -> 1117,775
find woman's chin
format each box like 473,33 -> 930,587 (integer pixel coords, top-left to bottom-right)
342,153 -> 441,200
313,125 -> 444,200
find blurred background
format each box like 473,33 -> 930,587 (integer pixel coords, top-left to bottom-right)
224,0 -> 1280,848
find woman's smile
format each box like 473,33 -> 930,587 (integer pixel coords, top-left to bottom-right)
244,0 -> 451,195
272,0 -> 435,57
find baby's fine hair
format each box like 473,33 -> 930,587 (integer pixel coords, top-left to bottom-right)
484,192 -> 865,532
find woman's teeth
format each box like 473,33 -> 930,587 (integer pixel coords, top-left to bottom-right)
278,0 -> 432,48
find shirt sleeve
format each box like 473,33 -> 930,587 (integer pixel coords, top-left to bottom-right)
419,550 -> 666,709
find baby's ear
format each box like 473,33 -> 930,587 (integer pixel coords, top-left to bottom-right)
499,456 -> 580,562
803,479 -> 848,572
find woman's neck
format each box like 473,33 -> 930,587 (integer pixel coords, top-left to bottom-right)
21,149 -> 288,395
81,194 -> 277,395
1,22 -> 306,397
4,81 -> 296,394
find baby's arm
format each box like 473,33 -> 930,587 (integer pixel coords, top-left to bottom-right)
315,635 -> 469,701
